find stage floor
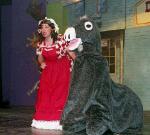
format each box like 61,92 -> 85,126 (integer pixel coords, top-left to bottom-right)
0,107 -> 149,135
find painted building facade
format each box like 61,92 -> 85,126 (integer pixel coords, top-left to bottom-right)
0,0 -> 149,110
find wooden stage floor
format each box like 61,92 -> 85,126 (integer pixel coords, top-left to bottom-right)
0,107 -> 149,135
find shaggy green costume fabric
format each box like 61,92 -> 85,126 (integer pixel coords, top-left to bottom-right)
61,17 -> 143,135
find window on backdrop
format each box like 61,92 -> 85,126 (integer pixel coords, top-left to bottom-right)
101,39 -> 115,74
101,30 -> 124,84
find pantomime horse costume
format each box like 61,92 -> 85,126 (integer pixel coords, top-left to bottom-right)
61,16 -> 143,135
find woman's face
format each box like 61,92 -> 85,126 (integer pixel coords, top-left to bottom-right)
41,23 -> 53,38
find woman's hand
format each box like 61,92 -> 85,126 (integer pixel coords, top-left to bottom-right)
66,48 -> 76,60
40,62 -> 47,69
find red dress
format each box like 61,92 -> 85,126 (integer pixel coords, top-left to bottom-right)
31,35 -> 72,129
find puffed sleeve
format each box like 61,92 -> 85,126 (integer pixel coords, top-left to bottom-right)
55,34 -> 69,59
36,43 -> 41,55
36,42 -> 45,55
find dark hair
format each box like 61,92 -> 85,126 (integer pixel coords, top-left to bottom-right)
38,19 -> 58,44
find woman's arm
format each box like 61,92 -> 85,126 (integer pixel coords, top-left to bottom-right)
37,54 -> 46,69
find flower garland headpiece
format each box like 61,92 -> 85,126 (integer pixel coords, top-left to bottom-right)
38,17 -> 59,33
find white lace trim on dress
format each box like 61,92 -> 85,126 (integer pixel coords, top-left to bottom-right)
31,119 -> 62,130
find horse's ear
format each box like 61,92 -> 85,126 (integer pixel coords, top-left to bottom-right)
77,14 -> 102,28
79,15 -> 88,20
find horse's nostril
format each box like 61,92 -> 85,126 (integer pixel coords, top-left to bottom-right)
87,24 -> 91,28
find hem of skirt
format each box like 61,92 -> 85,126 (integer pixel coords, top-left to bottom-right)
31,119 -> 62,130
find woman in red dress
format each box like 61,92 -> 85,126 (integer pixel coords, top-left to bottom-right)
31,17 -> 75,130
